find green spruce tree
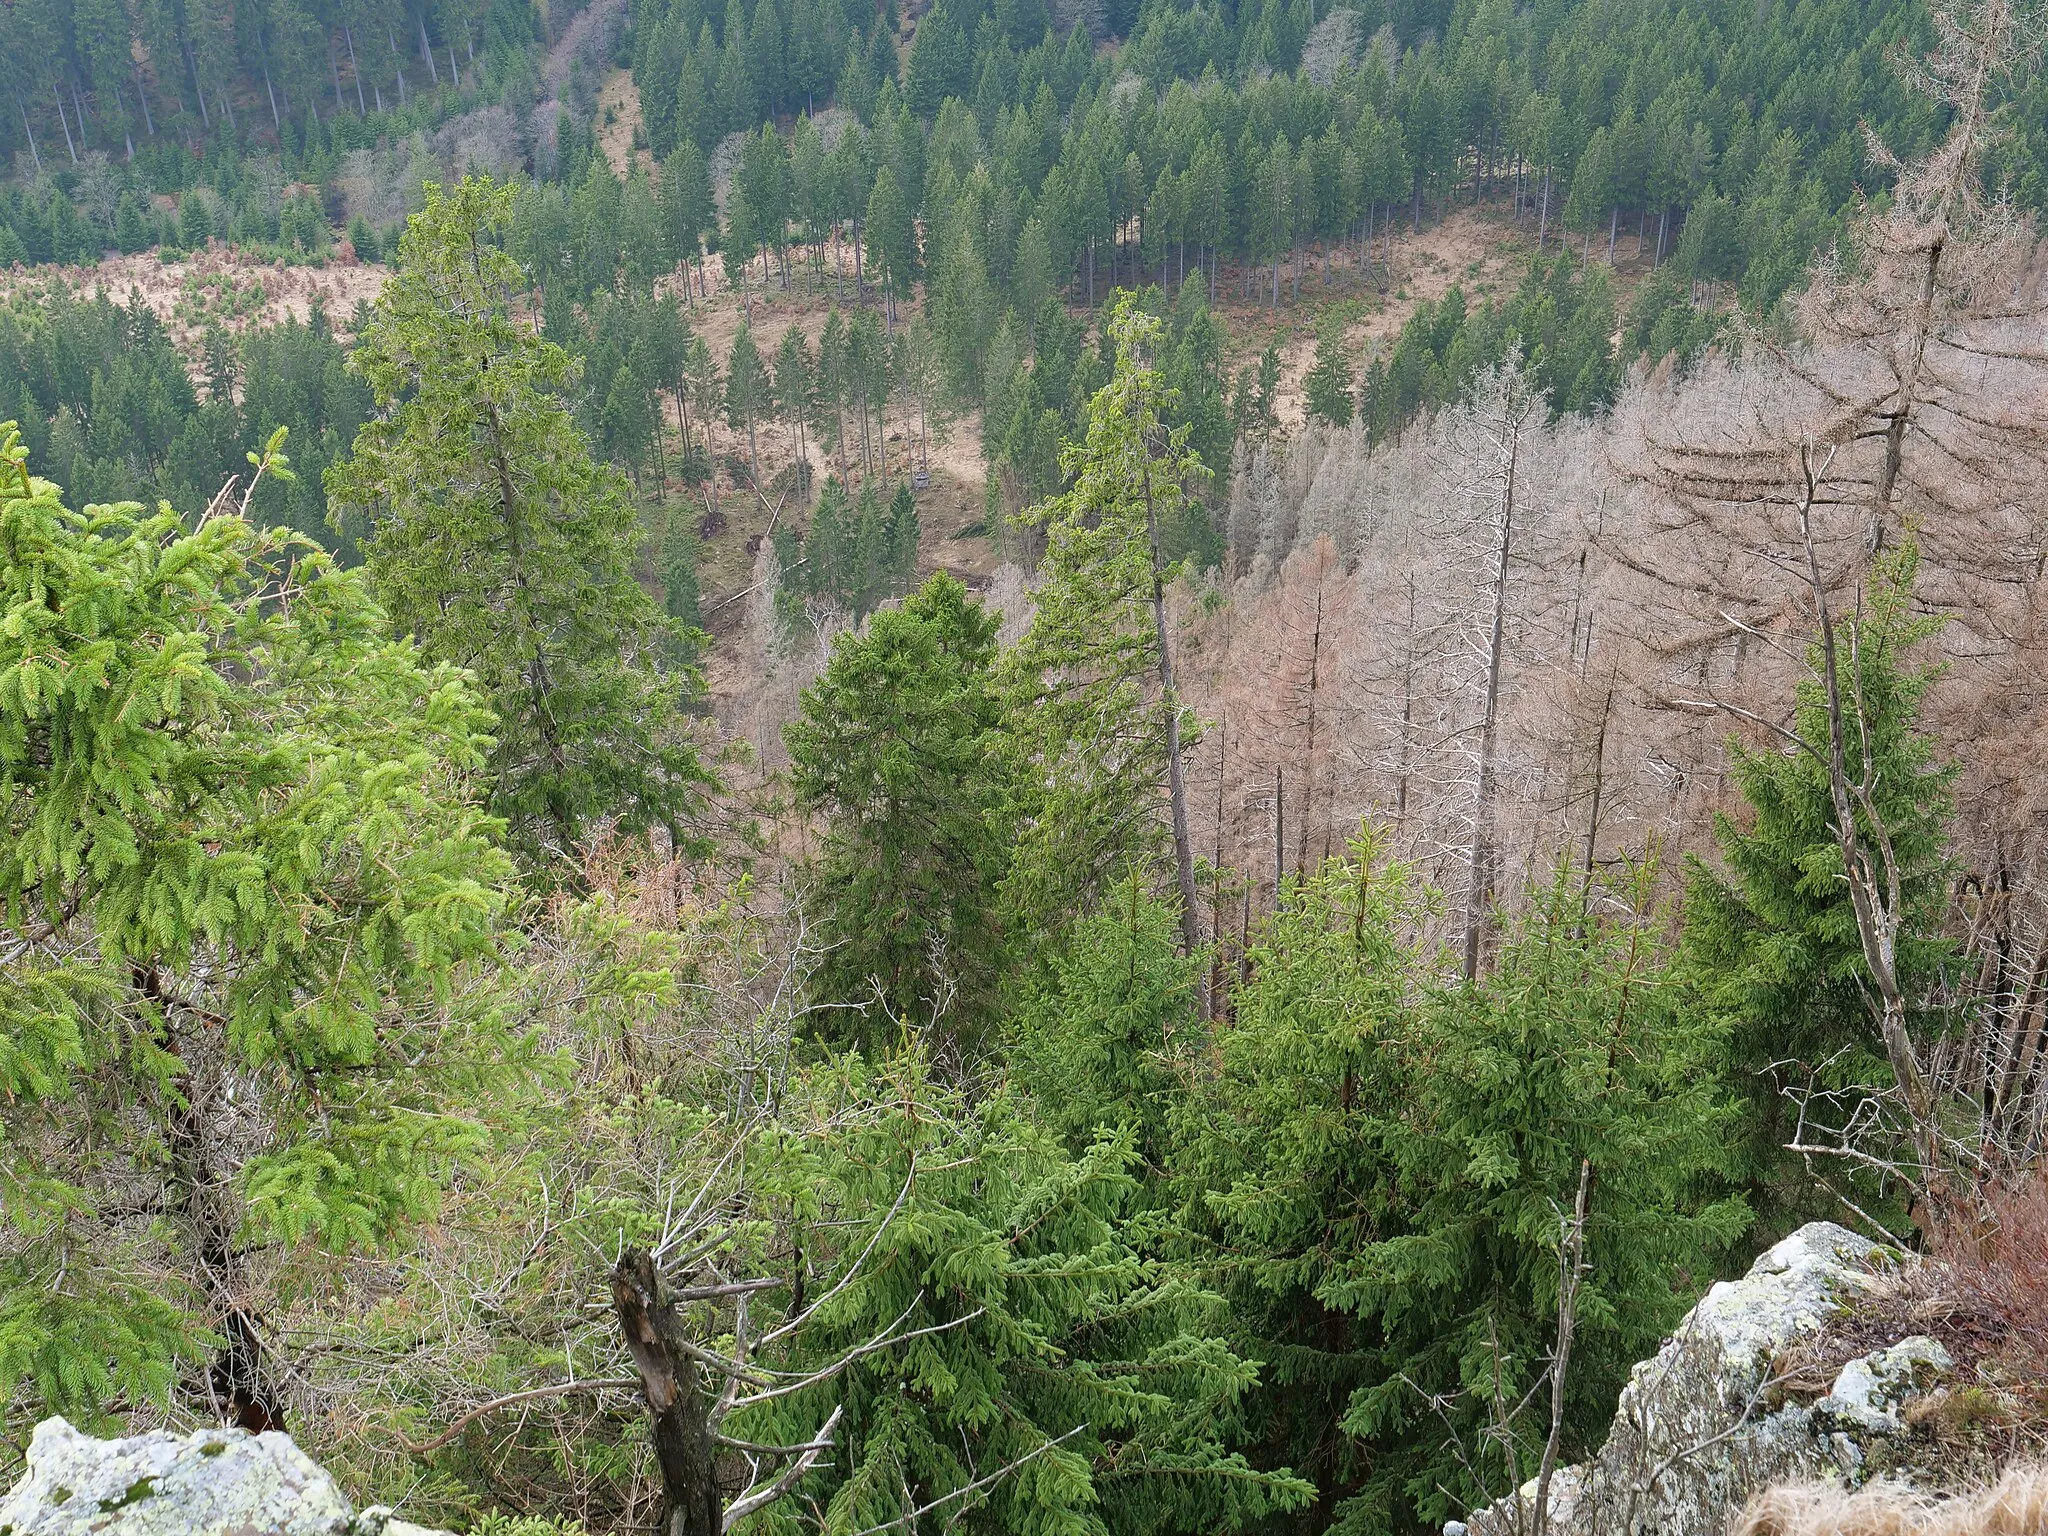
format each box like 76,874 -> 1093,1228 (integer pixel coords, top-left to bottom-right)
327,177 -> 712,872
786,573 -> 1012,1038
1,425 -> 527,1436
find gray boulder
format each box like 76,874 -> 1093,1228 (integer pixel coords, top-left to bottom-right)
1462,1222 -> 1943,1536
0,1418 -> 446,1536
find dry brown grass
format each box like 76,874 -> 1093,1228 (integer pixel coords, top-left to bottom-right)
1737,1466 -> 2048,1536
1935,1175 -> 2048,1385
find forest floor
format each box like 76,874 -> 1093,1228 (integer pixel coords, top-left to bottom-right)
596,70 -> 650,178
1205,203 -> 1536,431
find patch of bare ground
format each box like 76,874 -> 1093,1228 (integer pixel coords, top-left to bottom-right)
1203,202 -> 1530,430
0,244 -> 389,360
595,68 -> 650,178
662,242 -> 999,692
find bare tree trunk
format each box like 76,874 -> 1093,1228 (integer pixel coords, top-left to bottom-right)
54,83 -> 78,162
1295,583 -> 1325,878
1580,681 -> 1612,877
1273,766 -> 1285,898
18,102 -> 42,175
612,1250 -> 724,1536
1531,1160 -> 1591,1536
1463,408 -> 1519,984
346,26 -> 366,113
1145,465 -> 1205,994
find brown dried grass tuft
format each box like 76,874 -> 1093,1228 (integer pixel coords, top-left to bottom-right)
1736,1466 -> 2048,1536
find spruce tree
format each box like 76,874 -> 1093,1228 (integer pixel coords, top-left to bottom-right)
724,322 -> 770,479
785,573 -> 1012,1037
706,1055 -> 1315,1536
883,480 -> 919,590
1001,298 -> 1205,957
1303,316 -> 1355,427
1177,845 -> 1745,1533
663,508 -> 705,659
1679,564 -> 1958,1236
327,177 -> 712,872
0,426 -> 526,1436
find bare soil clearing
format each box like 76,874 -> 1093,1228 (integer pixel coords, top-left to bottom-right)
596,69 -> 650,178
0,246 -> 390,356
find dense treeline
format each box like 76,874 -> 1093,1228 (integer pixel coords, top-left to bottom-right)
13,0 -> 2046,559
622,0 -> 2029,327
0,285 -> 366,541
0,0 -> 562,267
0,0 -> 540,170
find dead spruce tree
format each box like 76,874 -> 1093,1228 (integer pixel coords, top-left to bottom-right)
1433,358 -> 1544,980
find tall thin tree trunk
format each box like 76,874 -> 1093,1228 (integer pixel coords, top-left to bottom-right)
422,18 -> 441,83
261,46 -> 282,127
113,84 -> 136,159
1145,462 -> 1205,999
55,84 -> 78,162
187,45 -> 210,128
1462,415 -> 1519,984
1397,577 -> 1416,823
1295,583 -> 1324,878
346,27 -> 366,113
1273,766 -> 1285,897
1580,681 -> 1612,877
20,102 -> 43,174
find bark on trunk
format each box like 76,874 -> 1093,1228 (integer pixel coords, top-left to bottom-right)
612,1249 -> 723,1536
1144,463 -> 1205,1001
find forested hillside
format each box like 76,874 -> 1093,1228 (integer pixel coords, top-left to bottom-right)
8,0 -> 2048,1533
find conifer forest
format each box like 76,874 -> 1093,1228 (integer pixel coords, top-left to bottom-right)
9,0 -> 2048,1529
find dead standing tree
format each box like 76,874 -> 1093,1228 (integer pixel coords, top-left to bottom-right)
408,1164 -> 994,1536
1617,0 -> 2048,1214
1433,358 -> 1541,981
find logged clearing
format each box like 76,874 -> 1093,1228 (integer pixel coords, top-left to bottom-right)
1207,204 -> 1532,430
0,246 -> 390,355
1,191 -> 1607,699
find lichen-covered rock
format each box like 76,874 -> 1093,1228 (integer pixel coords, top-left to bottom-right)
1461,1222 -> 1923,1536
0,1419 -> 447,1536
1816,1337 -> 1951,1436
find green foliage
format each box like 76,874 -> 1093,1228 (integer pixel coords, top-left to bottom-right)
1360,260 -> 1618,443
1001,297 -> 1204,941
0,287 -> 366,552
1679,554 -> 1958,1236
328,177 -> 713,873
0,423 -> 524,1438
1303,318 -> 1355,429
1176,842 -> 1746,1534
776,475 -> 920,622
722,1055 -> 1317,1536
785,573 -> 1010,1040
1010,877 -> 1199,1168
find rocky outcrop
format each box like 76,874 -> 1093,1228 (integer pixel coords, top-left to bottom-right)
1453,1222 -> 1958,1536
0,1418 -> 446,1536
